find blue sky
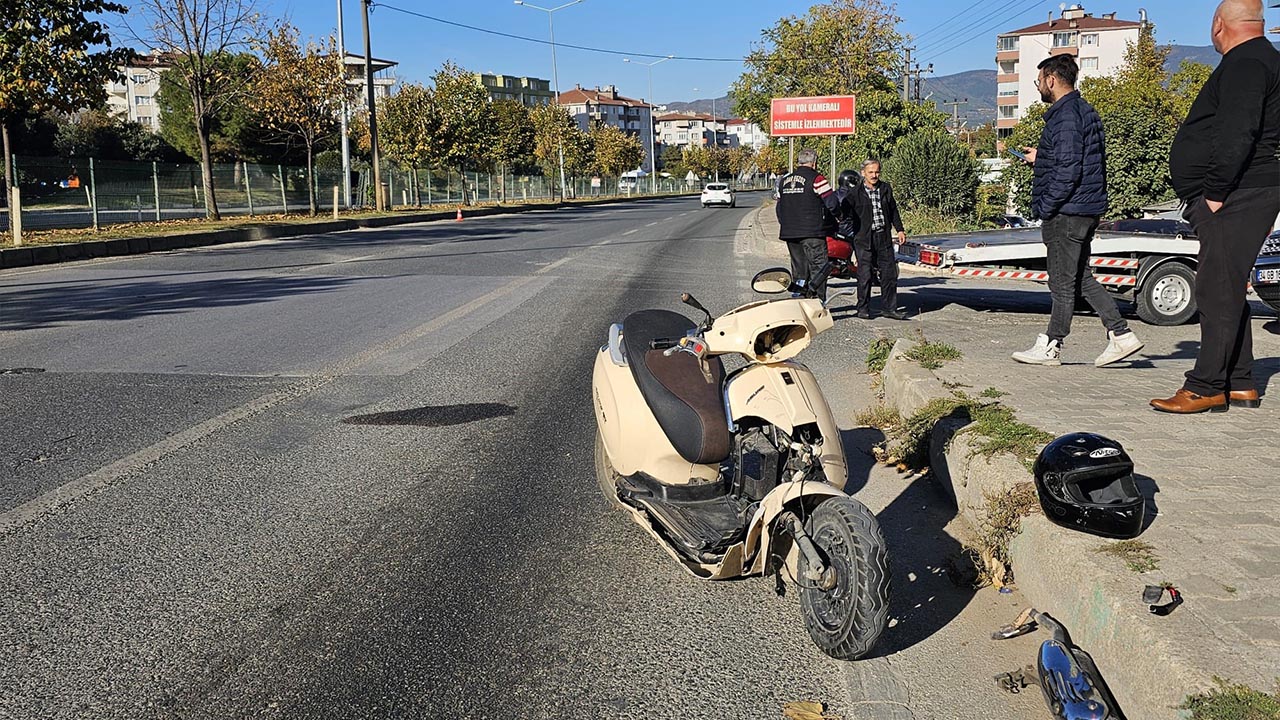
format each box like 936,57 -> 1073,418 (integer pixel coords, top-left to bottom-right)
272,0 -> 1252,106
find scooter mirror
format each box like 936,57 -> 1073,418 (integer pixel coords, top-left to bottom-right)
752,267 -> 792,294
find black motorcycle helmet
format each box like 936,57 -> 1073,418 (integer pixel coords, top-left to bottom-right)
837,169 -> 860,188
1033,432 -> 1145,539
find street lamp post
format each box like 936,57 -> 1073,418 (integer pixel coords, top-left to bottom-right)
515,0 -> 582,202
694,87 -> 725,182
623,55 -> 672,194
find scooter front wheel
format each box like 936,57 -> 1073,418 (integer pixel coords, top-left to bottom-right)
594,430 -> 626,511
798,497 -> 890,660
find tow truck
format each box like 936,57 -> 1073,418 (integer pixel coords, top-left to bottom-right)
897,228 -> 1201,326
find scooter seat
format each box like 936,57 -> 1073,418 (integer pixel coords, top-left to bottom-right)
622,309 -> 730,465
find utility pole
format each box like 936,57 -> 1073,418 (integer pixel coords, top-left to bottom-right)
337,0 -> 351,208
943,98 -> 968,133
361,0 -> 383,211
913,63 -> 934,105
901,48 -> 913,103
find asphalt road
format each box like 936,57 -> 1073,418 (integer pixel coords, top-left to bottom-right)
0,195 -> 1044,719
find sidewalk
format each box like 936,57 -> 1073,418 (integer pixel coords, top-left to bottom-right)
744,204 -> 1279,714
881,297 -> 1280,718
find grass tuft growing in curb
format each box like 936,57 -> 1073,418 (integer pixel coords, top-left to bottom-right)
855,404 -> 902,430
867,336 -> 896,375
980,387 -> 1008,398
876,392 -> 1052,472
1180,678 -> 1280,720
1096,539 -> 1160,574
976,482 -> 1042,587
904,338 -> 963,370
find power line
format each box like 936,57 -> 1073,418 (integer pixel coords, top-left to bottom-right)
373,2 -> 743,62
915,0 -> 1046,58
910,0 -> 1006,43
920,0 -> 1053,64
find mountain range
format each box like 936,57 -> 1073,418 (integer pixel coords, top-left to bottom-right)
665,42 -> 1280,128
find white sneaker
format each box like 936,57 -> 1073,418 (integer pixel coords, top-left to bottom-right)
1012,334 -> 1062,366
1094,330 -> 1144,367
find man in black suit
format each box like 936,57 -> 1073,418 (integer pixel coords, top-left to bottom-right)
843,159 -> 907,320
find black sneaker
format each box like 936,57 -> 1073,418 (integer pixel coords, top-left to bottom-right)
883,309 -> 909,321
855,309 -> 872,320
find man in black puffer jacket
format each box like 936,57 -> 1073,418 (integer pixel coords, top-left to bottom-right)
1012,54 -> 1144,369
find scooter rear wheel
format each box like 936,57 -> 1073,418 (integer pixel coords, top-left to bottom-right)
594,430 -> 626,511
798,497 -> 890,660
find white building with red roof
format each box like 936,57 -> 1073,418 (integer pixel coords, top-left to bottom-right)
559,84 -> 656,172
995,4 -> 1142,137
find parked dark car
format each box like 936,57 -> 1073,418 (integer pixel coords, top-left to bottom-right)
1252,230 -> 1280,314
1097,218 -> 1197,239
984,214 -> 1033,228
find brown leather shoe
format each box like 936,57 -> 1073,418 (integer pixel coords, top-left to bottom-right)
1229,389 -> 1262,408
1150,389 -> 1228,414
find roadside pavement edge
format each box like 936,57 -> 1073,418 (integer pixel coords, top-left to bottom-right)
881,345 -> 1208,720
1,192 -> 737,270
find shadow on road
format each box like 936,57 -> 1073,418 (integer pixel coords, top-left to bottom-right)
0,274 -> 359,331
839,426 -> 978,658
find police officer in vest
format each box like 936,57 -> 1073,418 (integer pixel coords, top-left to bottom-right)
776,148 -> 841,299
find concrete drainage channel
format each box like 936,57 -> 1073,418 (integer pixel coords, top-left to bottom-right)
878,337 -> 1212,720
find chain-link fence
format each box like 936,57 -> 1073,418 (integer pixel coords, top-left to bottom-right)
1,154 -> 773,234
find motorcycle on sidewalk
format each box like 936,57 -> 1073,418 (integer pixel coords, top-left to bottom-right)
591,265 -> 890,660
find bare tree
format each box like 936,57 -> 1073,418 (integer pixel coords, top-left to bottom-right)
127,0 -> 259,220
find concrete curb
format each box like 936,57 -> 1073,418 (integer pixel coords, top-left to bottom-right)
0,192 -> 716,270
880,344 -> 1208,720
746,200 -> 788,261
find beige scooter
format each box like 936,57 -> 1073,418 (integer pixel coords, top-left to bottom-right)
592,266 -> 890,660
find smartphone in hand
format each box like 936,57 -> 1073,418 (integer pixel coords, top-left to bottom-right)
1007,147 -> 1028,161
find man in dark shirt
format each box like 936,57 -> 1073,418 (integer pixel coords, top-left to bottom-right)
1152,0 -> 1280,414
776,148 -> 841,299
842,160 -> 908,320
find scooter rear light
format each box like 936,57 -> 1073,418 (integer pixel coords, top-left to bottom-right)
919,248 -> 943,266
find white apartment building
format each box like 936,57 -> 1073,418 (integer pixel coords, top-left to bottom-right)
104,52 -> 174,131
726,119 -> 768,150
995,4 -> 1141,137
655,112 -> 725,149
342,52 -> 397,112
560,85 -> 656,172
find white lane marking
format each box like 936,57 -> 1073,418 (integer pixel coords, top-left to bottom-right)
645,222 -> 659,227
622,229 -> 639,236
0,238 -> 605,537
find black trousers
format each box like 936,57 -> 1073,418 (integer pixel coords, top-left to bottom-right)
1183,187 -> 1280,396
855,228 -> 898,312
1042,213 -> 1127,343
787,237 -> 828,299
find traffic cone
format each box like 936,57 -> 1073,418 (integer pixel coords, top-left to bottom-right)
455,207 -> 464,222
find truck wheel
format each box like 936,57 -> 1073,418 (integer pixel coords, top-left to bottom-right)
1137,262 -> 1197,326
798,497 -> 890,660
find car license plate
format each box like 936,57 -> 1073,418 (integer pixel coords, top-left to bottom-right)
1257,268 -> 1280,284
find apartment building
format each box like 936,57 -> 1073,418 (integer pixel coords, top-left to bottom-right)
104,52 -> 175,131
654,112 -> 730,150
341,52 -> 398,113
995,4 -> 1142,137
475,74 -> 554,107
726,119 -> 768,150
559,84 -> 656,172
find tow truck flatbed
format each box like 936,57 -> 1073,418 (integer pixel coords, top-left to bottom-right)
897,228 -> 1201,326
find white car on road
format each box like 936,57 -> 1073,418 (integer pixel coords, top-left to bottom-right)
700,183 -> 735,208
